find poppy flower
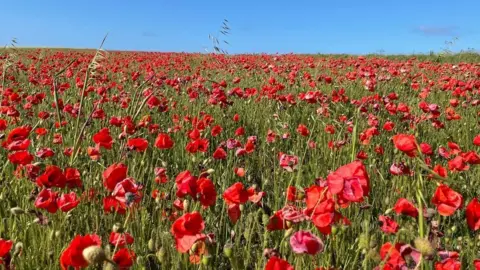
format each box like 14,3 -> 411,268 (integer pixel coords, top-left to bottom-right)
60,234 -> 102,270
326,161 -> 369,203
474,259 -> 480,270
109,232 -> 135,248
154,133 -> 174,149
92,128 -> 113,149
103,196 -> 127,215
103,163 -> 128,191
211,125 -> 222,137
379,215 -> 399,234
223,182 -> 249,205
36,165 -> 67,188
0,239 -> 13,266
57,192 -> 80,212
65,168 -> 82,188
212,147 -> 227,160
265,256 -> 294,270
279,153 -> 299,172
8,151 -> 34,165
113,248 -> 135,269
126,138 -> 148,152
448,156 -> 470,172
296,124 -> 309,136
393,198 -> 418,218
289,230 -> 324,255
197,177 -> 217,208
431,184 -> 463,216
175,170 -> 198,198
474,135 -> 480,146
171,212 -> 206,253
2,126 -> 31,149
34,189 -> 59,213
380,242 -> 406,269
392,134 -> 418,157
466,198 -> 480,231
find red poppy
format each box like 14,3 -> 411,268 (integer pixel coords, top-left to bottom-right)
474,135 -> 480,146
379,215 -> 399,234
127,138 -> 148,152
0,239 -> 13,266
154,133 -> 174,149
304,185 -> 341,234
92,128 -> 113,149
420,143 -> 433,155
433,164 -> 448,178
36,147 -> 55,158
474,259 -> 480,270
34,189 -> 59,213
103,196 -> 127,214
103,163 -> 128,191
197,178 -> 217,208
8,150 -> 34,165
60,234 -> 102,270
2,126 -> 31,149
431,184 -> 463,216
211,125 -> 222,137
265,256 -> 294,270
466,198 -> 480,231
185,138 -> 209,153
383,121 -> 395,131
448,156 -> 469,172
380,242 -> 405,269
36,165 -> 67,188
113,248 -> 135,269
65,168 -> 82,188
296,124 -> 309,136
393,198 -> 418,218
171,212 -> 206,253
212,147 -> 227,160
223,182 -> 249,205
109,232 -> 134,248
326,161 -> 369,203
175,170 -> 198,198
57,192 -> 80,212
392,134 -> 418,157
279,153 -> 298,172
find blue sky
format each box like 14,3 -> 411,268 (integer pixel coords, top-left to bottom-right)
1,0 -> 479,54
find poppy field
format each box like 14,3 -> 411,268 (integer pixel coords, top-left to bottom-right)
0,48 -> 480,270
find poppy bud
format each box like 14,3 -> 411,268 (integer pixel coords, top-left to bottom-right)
112,222 -> 124,233
206,168 -> 215,174
10,207 -> 25,215
384,208 -> 392,215
183,200 -> 189,211
414,237 -> 434,257
136,255 -> 146,266
358,233 -> 369,250
156,247 -> 166,261
13,242 -> 23,257
223,243 -> 233,258
148,238 -> 156,252
201,255 -> 212,266
284,227 -> 294,238
82,246 -> 107,265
